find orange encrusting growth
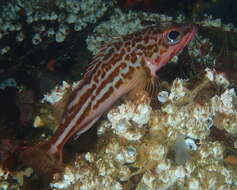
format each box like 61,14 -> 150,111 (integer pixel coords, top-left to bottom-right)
19,23 -> 197,175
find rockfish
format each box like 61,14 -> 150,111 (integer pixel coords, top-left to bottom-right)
20,23 -> 197,175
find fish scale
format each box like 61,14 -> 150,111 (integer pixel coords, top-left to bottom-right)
19,23 -> 197,174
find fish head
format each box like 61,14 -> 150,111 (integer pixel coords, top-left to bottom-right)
154,23 -> 197,71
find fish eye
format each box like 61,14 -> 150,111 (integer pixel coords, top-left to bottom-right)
167,30 -> 181,44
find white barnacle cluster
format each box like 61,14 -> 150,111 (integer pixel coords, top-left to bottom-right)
205,68 -> 230,88
198,14 -> 237,32
0,46 -> 11,55
188,16 -> 237,68
218,89 -> 236,114
51,144 -> 127,190
51,166 -> 80,189
41,81 -> 71,104
168,78 -> 189,103
115,146 -> 137,164
86,8 -> 174,55
86,8 -> 145,55
15,31 -> 25,42
144,69 -> 237,189
159,68 -> 237,140
188,33 -> 216,66
51,68 -> 237,190
0,166 -> 8,176
204,68 -> 237,135
210,89 -> 237,135
107,101 -> 152,141
198,141 -> 224,160
137,165 -> 189,189
157,91 -> 169,103
0,166 -> 10,189
0,166 -> 33,189
0,78 -> 17,90
0,0 -> 114,48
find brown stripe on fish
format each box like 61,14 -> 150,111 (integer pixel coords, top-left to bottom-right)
136,44 -> 145,50
130,52 -> 137,63
54,101 -> 94,148
92,86 -> 114,110
124,54 -> 131,61
93,69 -> 101,83
121,65 -> 136,80
160,46 -> 167,55
102,48 -> 115,61
95,62 -> 127,95
113,41 -> 123,50
144,35 -> 149,44
124,40 -> 131,47
66,84 -> 96,119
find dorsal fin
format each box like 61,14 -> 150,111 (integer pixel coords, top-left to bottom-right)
83,26 -> 155,82
83,38 -> 122,80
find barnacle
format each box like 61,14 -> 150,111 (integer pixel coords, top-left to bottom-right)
48,69 -> 237,189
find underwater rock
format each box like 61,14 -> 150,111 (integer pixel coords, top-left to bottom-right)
86,8 -> 174,55
0,0 -> 115,46
107,100 -> 151,141
0,1 -> 237,189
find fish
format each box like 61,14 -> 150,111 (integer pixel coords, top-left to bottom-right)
19,23 -> 197,175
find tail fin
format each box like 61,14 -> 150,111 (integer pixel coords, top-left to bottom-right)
18,141 -> 63,177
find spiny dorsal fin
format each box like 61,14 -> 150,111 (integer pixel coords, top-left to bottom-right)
83,39 -> 121,81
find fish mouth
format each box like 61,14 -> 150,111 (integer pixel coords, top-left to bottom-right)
150,24 -> 198,77
175,25 -> 197,55
188,25 -> 198,40
172,24 -> 197,56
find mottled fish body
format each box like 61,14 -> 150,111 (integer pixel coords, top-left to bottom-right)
20,23 -> 197,173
